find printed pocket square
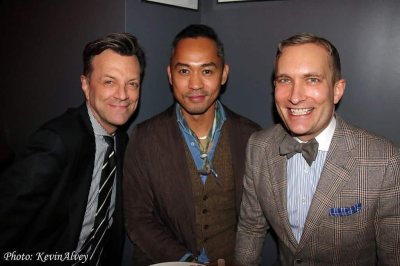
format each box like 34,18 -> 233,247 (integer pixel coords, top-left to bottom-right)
329,202 -> 362,217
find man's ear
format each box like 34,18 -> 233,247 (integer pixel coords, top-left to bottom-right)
221,64 -> 229,85
81,75 -> 90,101
333,79 -> 346,104
167,65 -> 172,85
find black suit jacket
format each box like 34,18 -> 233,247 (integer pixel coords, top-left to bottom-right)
0,104 -> 127,265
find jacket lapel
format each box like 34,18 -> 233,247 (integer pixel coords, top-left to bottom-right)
68,104 -> 96,247
269,126 -> 299,250
298,116 -> 358,249
223,110 -> 246,215
166,106 -> 199,249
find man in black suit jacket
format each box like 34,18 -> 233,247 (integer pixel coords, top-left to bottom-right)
0,33 -> 145,265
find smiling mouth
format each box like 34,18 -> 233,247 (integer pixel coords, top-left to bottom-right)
187,94 -> 207,102
289,108 -> 313,115
187,93 -> 207,97
109,104 -> 130,110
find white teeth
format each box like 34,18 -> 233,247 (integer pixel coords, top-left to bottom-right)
290,108 -> 312,115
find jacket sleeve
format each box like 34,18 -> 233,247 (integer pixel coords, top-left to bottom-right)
0,128 -> 67,251
123,126 -> 189,263
234,133 -> 269,266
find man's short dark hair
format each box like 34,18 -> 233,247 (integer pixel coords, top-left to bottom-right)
171,24 -> 225,64
83,33 -> 146,80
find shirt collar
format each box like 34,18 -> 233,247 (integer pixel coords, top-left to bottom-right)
86,103 -> 113,137
293,116 -> 336,152
176,100 -> 226,133
315,116 -> 336,151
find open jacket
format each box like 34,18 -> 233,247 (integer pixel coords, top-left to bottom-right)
0,104 -> 127,265
235,115 -> 400,266
123,105 -> 261,265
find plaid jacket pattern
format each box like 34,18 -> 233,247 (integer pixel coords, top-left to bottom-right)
235,115 -> 400,266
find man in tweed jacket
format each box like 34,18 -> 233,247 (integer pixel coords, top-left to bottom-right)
235,33 -> 400,265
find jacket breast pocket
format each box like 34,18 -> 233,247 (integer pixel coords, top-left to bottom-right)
329,202 -> 362,217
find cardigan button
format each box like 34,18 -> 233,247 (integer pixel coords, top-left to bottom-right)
202,209 -> 208,214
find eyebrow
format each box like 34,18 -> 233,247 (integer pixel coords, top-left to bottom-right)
275,73 -> 325,79
174,62 -> 218,68
303,73 -> 325,79
274,74 -> 290,79
103,74 -> 140,82
103,74 -> 116,79
201,62 -> 217,68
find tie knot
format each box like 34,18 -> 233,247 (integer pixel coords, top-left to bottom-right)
104,136 -> 114,147
293,142 -> 306,153
279,134 -> 319,166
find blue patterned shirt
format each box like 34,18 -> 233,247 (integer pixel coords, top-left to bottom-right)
176,100 -> 226,263
176,100 -> 226,184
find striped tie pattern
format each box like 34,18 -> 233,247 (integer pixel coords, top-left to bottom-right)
78,136 -> 116,265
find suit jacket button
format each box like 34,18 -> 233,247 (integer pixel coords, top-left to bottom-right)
295,259 -> 303,264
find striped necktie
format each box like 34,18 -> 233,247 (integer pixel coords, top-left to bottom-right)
79,136 -> 116,265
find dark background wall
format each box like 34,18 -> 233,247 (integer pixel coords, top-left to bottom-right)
0,0 -> 126,153
126,0 -> 200,123
1,0 -> 400,265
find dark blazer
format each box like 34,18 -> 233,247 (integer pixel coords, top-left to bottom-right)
235,115 -> 400,266
0,104 -> 127,265
123,105 -> 261,265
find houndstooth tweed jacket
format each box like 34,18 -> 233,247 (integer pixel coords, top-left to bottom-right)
235,115 -> 400,266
